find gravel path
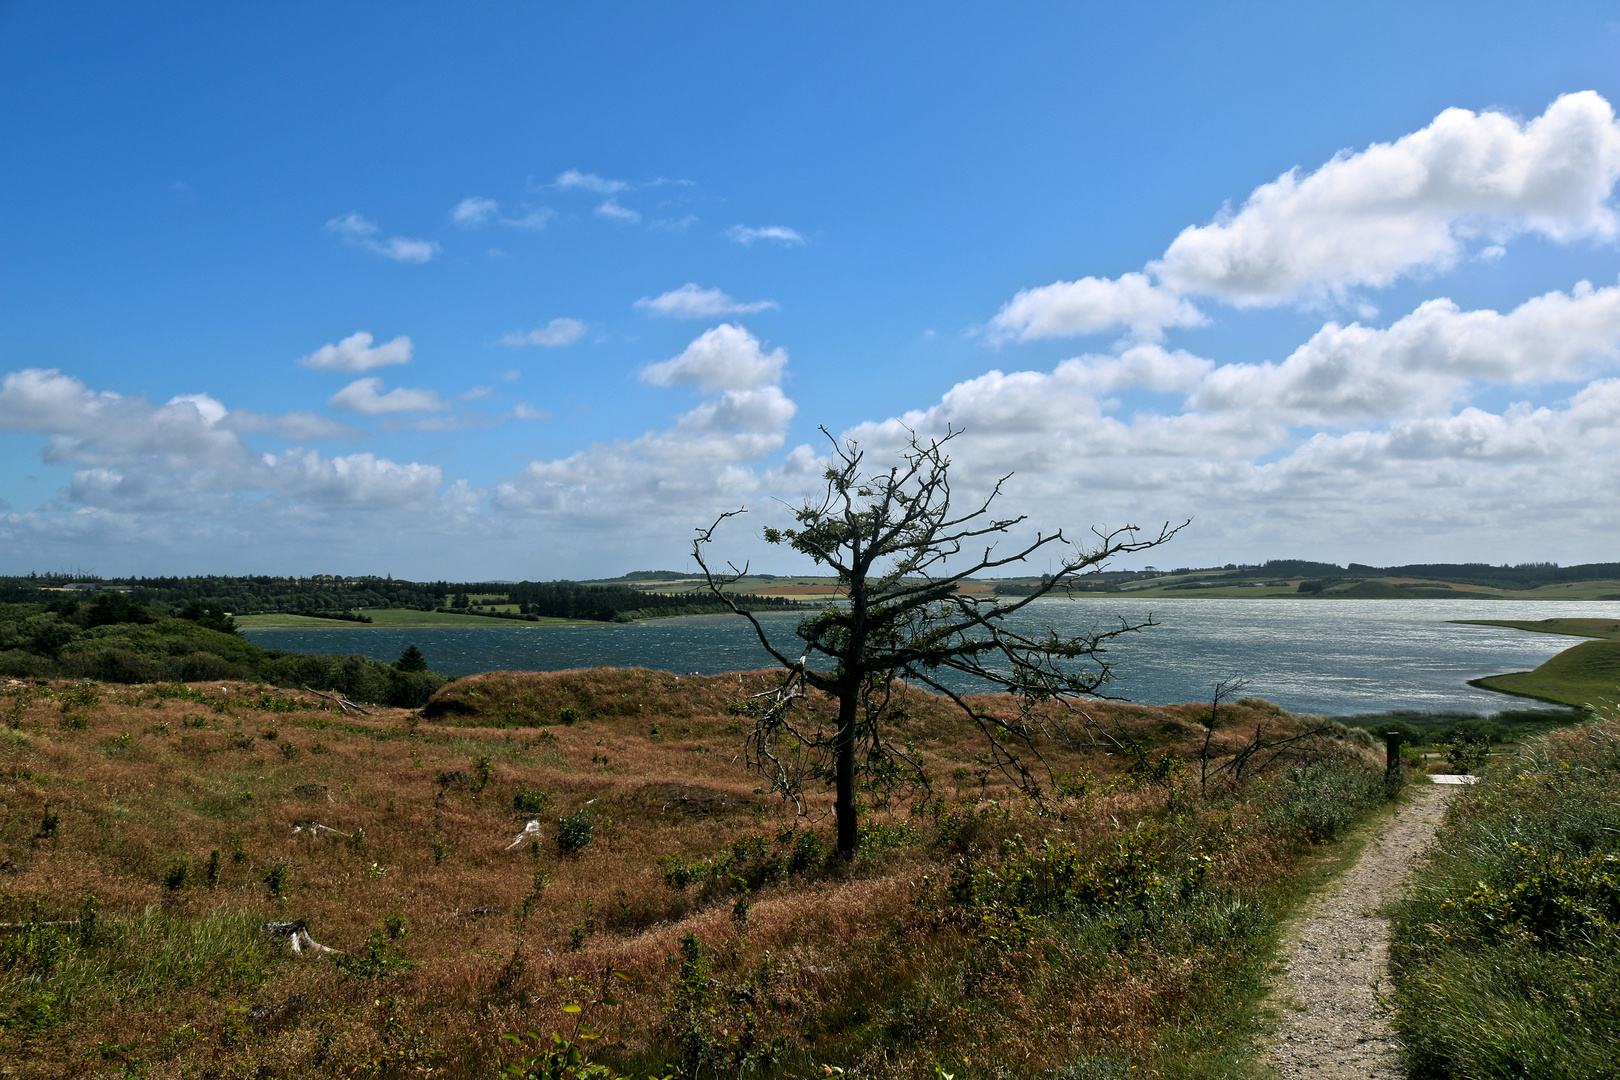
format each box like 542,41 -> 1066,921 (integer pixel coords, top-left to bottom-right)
1265,784 -> 1453,1079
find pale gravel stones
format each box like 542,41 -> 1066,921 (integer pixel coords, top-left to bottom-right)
1265,785 -> 1453,1079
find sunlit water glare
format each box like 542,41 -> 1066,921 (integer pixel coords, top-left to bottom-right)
240,598 -> 1620,718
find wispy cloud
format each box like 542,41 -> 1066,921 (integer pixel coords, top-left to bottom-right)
553,169 -> 629,195
328,378 -> 449,415
724,224 -> 804,247
451,197 -> 555,231
634,284 -> 778,320
298,332 -> 414,373
451,197 -> 500,226
324,213 -> 439,263
649,214 -> 700,231
499,317 -> 589,348
595,198 -> 642,224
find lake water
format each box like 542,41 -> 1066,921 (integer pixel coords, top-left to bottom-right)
240,598 -> 1620,718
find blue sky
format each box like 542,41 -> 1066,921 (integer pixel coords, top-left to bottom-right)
4,2 -> 1620,578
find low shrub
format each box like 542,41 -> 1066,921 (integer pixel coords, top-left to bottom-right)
1264,758 -> 1391,844
556,809 -> 595,856
513,787 -> 552,814
332,914 -> 413,980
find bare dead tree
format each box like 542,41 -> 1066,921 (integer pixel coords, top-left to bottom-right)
1199,675 -> 1250,797
692,427 -> 1183,857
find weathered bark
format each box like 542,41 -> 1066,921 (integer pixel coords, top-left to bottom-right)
834,681 -> 859,856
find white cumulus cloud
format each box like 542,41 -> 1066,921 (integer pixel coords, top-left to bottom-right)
633,284 -> 779,320
640,324 -> 787,392
1191,279 -> 1620,421
298,331 -> 414,373
1155,91 -> 1620,305
0,367 -> 445,519
987,272 -> 1207,343
991,92 -> 1620,343
493,325 -> 798,529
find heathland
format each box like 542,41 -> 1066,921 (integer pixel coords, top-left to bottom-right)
1,665 -> 1404,1079
3,578 -> 1617,1078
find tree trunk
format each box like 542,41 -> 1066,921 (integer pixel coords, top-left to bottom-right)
834,679 -> 859,857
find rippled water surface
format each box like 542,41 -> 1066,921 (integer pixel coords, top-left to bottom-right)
240,598 -> 1620,717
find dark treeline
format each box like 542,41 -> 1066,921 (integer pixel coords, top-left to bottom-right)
504,580 -> 795,622
0,574 -> 800,623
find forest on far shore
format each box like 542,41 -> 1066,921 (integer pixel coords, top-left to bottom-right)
0,574 -> 799,625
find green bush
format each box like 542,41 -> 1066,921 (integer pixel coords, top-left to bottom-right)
556,810 -> 595,856
514,787 -> 553,814
332,914 -> 413,980
1264,760 -> 1389,844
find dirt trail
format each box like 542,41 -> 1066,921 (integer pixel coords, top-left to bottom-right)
1265,784 -> 1453,1079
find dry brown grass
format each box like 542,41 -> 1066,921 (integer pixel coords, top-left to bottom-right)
0,670 -> 1378,1079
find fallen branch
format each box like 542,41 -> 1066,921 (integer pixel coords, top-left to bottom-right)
302,686 -> 371,715
292,820 -> 350,840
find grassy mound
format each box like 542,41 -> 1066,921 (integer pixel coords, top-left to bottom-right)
1,672 -> 1395,1079
420,667 -> 762,724
1388,709 -> 1620,1078
1471,638 -> 1620,710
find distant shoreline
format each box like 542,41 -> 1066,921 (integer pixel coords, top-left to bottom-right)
234,597 -> 1620,634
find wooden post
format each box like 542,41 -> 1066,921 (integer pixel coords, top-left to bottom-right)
1385,731 -> 1402,780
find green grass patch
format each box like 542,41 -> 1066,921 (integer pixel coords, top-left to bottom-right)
1387,712 -> 1620,1079
0,906 -> 280,1037
1471,637 -> 1620,710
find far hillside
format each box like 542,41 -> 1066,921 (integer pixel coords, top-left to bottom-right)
586,559 -> 1620,601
